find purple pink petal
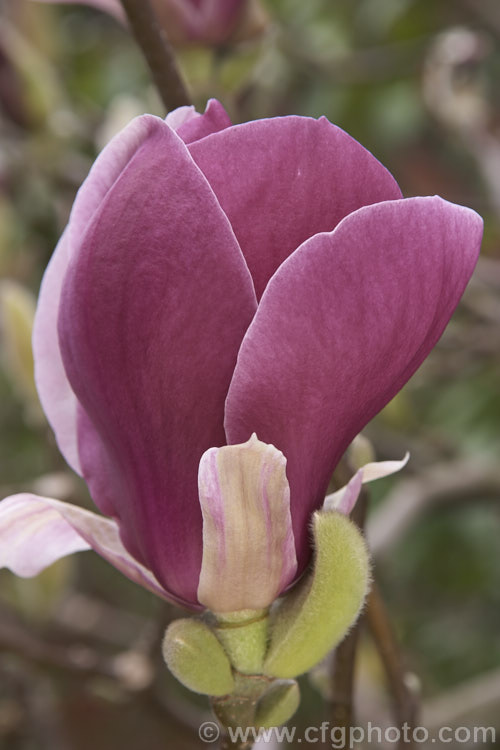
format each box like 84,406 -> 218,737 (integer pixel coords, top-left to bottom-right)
58,117 -> 257,604
225,196 -> 483,571
189,116 -> 402,298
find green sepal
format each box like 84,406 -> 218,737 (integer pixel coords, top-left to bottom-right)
264,511 -> 370,678
162,619 -> 234,696
255,679 -> 300,729
214,609 -> 268,674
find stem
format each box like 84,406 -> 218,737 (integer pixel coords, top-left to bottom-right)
213,674 -> 271,749
214,610 -> 269,675
330,621 -> 362,736
119,0 -> 191,112
365,583 -> 419,749
330,487 -> 368,746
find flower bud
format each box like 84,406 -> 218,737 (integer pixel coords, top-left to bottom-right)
255,679 -> 300,729
264,512 -> 370,679
162,619 -> 234,696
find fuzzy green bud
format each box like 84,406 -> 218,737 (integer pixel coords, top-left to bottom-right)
255,679 -> 300,729
264,511 -> 370,678
162,619 -> 234,696
214,609 -> 269,674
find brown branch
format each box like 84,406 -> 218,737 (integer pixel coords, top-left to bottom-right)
119,0 -> 190,112
330,622 -> 362,740
367,460 -> 500,556
330,460 -> 421,749
365,584 -> 420,749
459,0 -> 500,40
330,486 -> 369,746
423,666 -> 500,729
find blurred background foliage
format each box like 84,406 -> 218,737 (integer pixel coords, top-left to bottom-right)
0,0 -> 499,747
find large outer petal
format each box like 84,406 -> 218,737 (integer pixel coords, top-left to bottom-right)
189,116 -> 402,298
33,230 -> 81,472
225,197 -> 483,570
33,105 -> 231,476
58,119 -> 257,605
33,117 -> 169,474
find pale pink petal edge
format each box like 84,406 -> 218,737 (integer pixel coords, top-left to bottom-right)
323,454 -> 409,514
32,231 -> 81,473
0,494 -> 171,601
33,116 -> 172,475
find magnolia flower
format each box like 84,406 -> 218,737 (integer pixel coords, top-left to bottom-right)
0,100 -> 483,614
31,0 -> 267,46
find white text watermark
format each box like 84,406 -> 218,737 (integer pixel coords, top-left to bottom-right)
199,720 -> 496,747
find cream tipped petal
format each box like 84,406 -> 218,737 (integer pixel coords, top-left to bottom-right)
197,435 -> 297,613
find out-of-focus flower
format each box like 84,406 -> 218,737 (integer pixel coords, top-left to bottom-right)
0,99 -> 483,614
423,27 -> 490,134
31,0 -> 268,46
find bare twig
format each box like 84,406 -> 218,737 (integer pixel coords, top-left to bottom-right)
119,0 -> 190,112
365,584 -> 420,748
330,622 -> 363,741
330,486 -> 369,745
331,459 -> 422,748
423,666 -> 500,729
367,460 -> 500,555
459,0 -> 500,39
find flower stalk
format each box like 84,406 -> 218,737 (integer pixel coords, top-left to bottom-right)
118,0 -> 190,111
212,673 -> 272,734
214,610 -> 269,675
